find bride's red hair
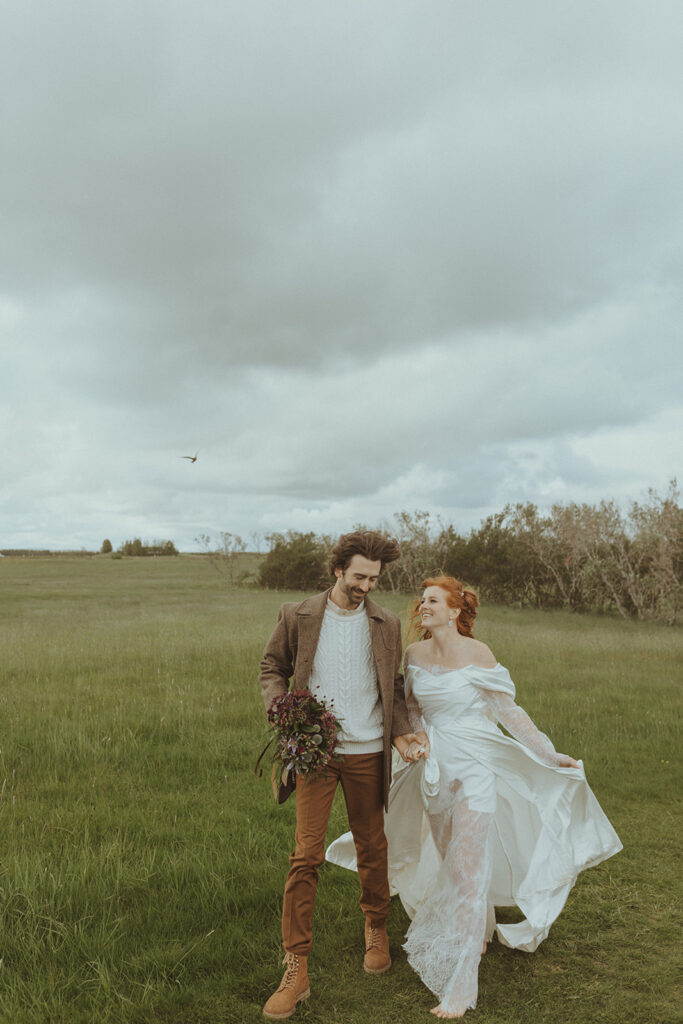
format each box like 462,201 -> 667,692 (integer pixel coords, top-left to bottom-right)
406,574 -> 479,643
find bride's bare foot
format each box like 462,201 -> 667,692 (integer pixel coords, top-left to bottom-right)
481,941 -> 487,955
430,1006 -> 465,1019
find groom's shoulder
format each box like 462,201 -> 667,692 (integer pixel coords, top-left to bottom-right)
366,596 -> 400,627
277,590 -> 327,620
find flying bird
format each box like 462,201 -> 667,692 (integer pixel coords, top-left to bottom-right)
180,451 -> 199,463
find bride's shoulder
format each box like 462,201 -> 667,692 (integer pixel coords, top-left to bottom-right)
403,641 -> 419,662
463,637 -> 498,669
404,640 -> 430,665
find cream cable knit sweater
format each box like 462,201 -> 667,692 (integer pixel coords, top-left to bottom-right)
308,599 -> 383,754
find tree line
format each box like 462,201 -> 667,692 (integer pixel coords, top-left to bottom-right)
0,541 -> 179,558
107,538 -> 179,557
256,482 -> 681,625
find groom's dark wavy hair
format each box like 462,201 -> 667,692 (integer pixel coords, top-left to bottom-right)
328,530 -> 401,576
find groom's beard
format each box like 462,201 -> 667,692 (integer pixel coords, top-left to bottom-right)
338,577 -> 367,607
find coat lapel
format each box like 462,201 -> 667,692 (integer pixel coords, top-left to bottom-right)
294,590 -> 329,686
365,596 -> 392,697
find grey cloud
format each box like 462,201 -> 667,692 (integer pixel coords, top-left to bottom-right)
2,1 -> 681,550
3,1 -> 683,372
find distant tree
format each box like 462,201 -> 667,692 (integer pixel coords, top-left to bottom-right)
442,510 -> 540,607
250,530 -> 265,553
505,503 -> 587,611
119,538 -> 144,557
100,539 -> 113,554
564,483 -> 681,624
196,532 -> 247,584
634,480 -> 681,625
381,511 -> 450,592
118,538 -> 178,556
259,531 -> 329,591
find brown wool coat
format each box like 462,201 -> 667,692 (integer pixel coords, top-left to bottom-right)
258,588 -> 412,809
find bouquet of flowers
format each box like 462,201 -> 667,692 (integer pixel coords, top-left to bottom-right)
255,689 -> 342,801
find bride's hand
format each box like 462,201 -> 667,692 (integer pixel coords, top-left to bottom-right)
412,731 -> 430,759
409,742 -> 430,761
395,732 -> 430,762
556,754 -> 580,768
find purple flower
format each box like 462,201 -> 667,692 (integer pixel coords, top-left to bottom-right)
263,689 -> 341,782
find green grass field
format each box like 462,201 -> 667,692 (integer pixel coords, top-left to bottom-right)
0,556 -> 680,1024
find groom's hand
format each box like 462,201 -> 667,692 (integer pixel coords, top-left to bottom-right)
394,731 -> 430,762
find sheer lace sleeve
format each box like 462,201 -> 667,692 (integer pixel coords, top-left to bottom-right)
406,693 -> 426,733
403,660 -> 426,733
483,690 -> 564,767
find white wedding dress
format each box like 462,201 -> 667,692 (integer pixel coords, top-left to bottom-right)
326,661 -> 622,1015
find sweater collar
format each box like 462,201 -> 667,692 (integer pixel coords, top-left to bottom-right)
326,596 -> 365,617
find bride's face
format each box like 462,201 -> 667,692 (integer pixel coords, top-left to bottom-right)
419,586 -> 456,629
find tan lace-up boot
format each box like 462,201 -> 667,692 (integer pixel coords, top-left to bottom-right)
262,952 -> 310,1019
363,921 -> 391,974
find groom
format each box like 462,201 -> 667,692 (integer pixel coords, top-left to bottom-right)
259,530 -> 427,1019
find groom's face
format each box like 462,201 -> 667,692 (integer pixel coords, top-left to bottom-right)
335,554 -> 382,607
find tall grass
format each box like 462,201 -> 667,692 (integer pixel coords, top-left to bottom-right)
0,557 -> 680,1023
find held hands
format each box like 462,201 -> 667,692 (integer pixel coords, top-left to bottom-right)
394,731 -> 430,763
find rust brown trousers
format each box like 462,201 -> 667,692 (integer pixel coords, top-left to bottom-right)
283,751 -> 388,954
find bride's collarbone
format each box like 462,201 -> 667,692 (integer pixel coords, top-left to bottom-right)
411,660 -> 474,674
409,638 -> 496,674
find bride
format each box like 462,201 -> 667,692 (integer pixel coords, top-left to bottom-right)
327,575 -> 622,1018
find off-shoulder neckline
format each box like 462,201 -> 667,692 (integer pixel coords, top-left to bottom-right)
407,661 -> 502,675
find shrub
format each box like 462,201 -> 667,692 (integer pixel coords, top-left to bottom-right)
259,532 -> 329,591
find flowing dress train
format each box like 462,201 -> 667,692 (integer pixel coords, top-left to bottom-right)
326,662 -> 622,1015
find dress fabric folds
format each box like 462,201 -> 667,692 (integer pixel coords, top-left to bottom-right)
326,662 -> 622,1015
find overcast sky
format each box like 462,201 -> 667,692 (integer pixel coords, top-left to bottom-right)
2,0 -> 681,551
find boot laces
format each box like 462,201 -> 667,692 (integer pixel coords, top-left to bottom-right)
281,952 -> 300,988
367,926 -> 382,949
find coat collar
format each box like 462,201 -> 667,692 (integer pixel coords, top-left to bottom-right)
364,594 -> 389,621
296,588 -> 388,621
